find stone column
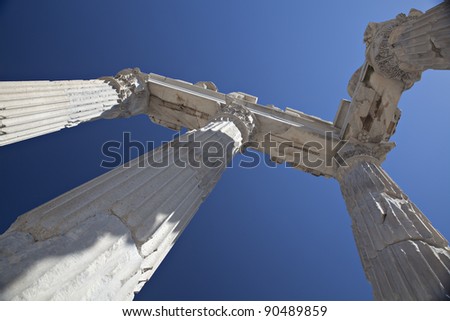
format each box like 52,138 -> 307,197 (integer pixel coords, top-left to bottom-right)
337,155 -> 450,300
0,103 -> 254,300
392,2 -> 450,72
363,2 -> 450,87
0,68 -> 149,146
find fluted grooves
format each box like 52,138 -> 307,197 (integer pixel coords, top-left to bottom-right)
11,135 -> 214,239
136,196 -> 202,292
10,128 -> 231,240
338,159 -> 450,300
137,185 -> 204,286
0,120 -> 242,300
0,214 -> 143,300
0,80 -> 119,146
393,2 -> 450,71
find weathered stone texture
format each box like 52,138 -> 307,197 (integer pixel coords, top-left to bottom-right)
392,2 -> 450,72
0,116 -> 247,300
338,157 -> 450,300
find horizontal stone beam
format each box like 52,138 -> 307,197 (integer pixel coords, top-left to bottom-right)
0,70 -> 387,178
146,73 -> 345,177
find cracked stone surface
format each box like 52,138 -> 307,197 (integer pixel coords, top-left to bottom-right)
392,2 -> 450,72
337,157 -> 450,300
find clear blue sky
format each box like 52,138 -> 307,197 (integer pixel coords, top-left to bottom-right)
0,0 -> 448,300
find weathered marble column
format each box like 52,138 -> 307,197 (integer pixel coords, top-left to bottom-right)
391,2 -> 450,72
0,103 -> 254,300
0,68 -> 149,146
363,2 -> 450,88
337,155 -> 450,300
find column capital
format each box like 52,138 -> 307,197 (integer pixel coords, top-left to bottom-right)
364,9 -> 423,88
100,68 -> 150,118
336,141 -> 395,179
213,96 -> 256,143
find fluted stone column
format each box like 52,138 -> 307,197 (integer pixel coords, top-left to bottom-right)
0,68 -> 149,146
337,155 -> 450,300
363,2 -> 450,88
392,2 -> 450,72
0,103 -> 254,300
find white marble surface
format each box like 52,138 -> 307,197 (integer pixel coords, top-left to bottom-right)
0,117 -> 247,300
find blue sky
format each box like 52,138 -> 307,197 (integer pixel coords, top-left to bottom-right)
0,0 -> 448,300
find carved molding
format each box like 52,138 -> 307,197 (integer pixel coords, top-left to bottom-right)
336,140 -> 396,179
194,81 -> 218,92
100,68 -> 150,118
213,97 -> 256,143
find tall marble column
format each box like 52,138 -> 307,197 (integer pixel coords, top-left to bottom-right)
0,68 -> 149,146
0,103 -> 254,300
337,154 -> 450,300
